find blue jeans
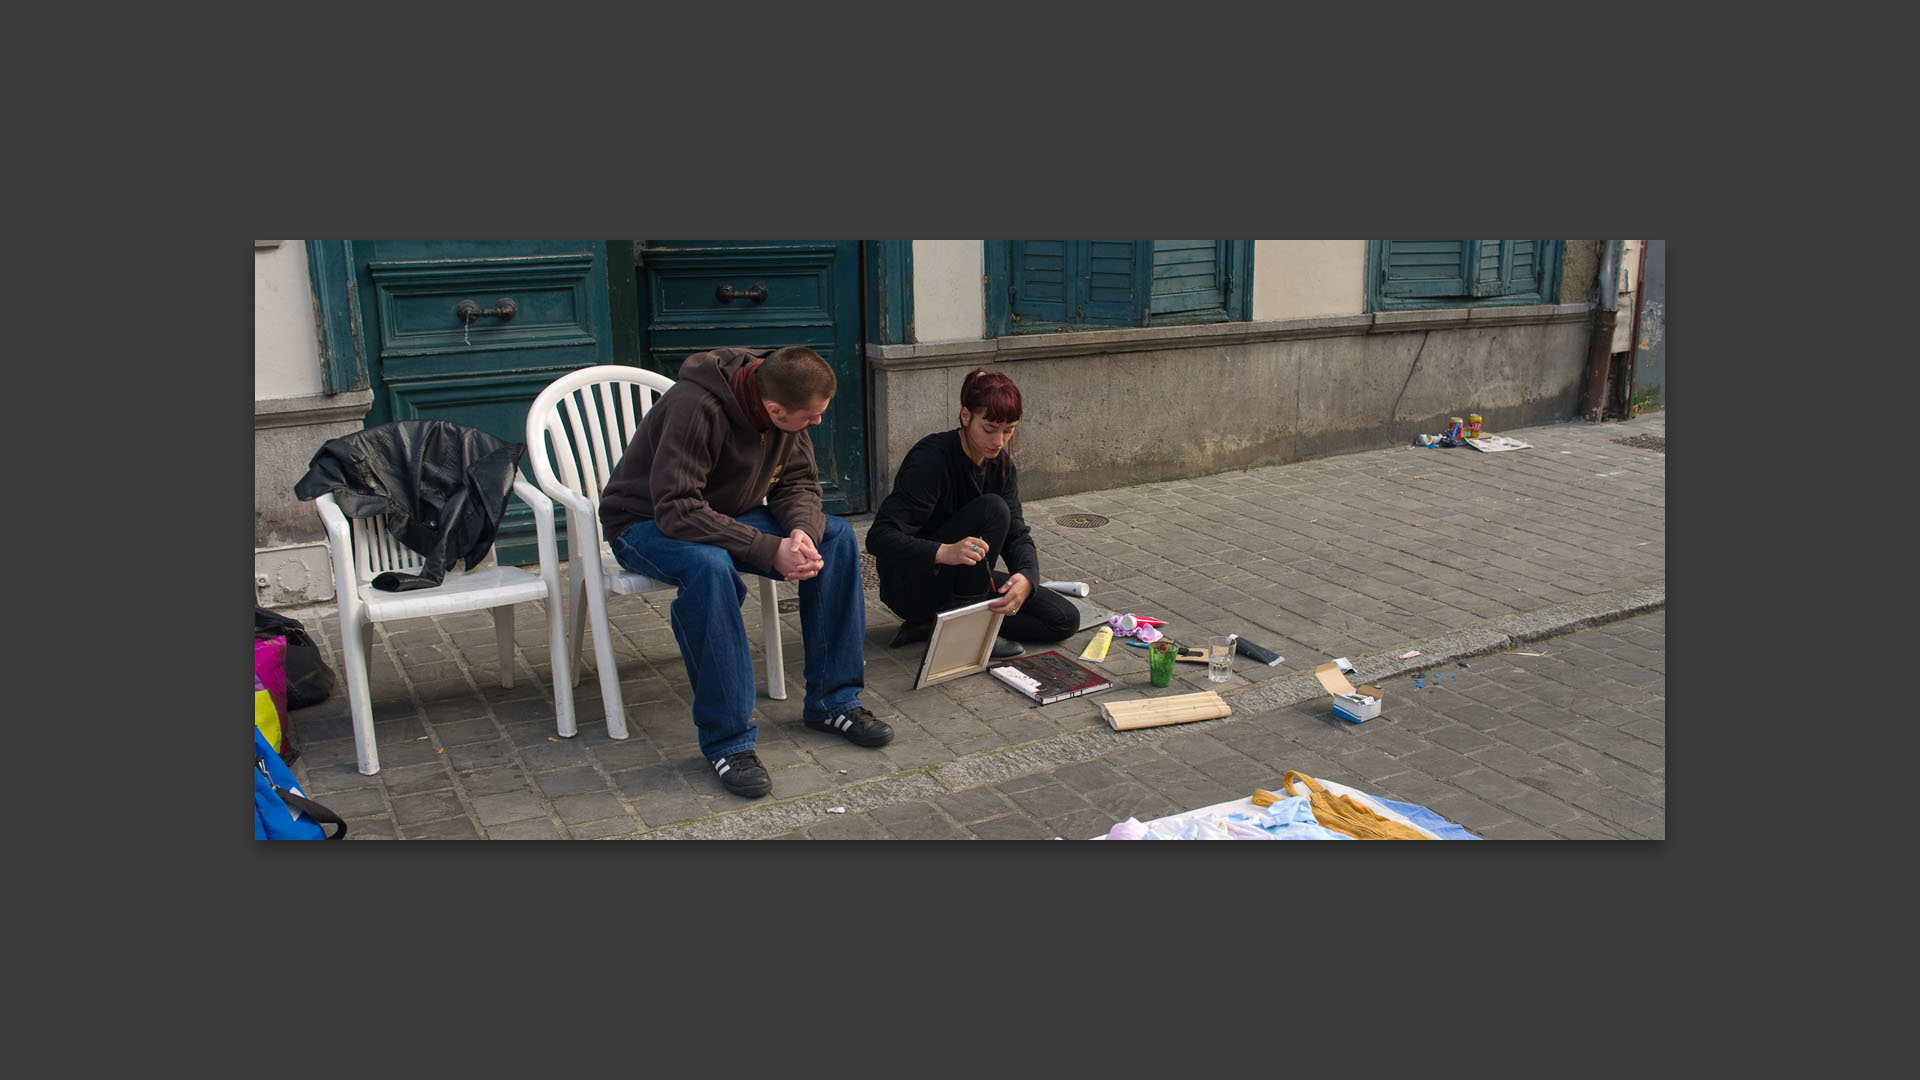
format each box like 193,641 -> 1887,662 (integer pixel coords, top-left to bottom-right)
609,509 -> 867,761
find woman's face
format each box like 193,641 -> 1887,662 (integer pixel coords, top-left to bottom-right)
958,408 -> 1018,464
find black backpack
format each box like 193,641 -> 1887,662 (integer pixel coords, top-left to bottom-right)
254,607 -> 338,710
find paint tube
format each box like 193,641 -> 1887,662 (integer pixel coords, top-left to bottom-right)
1226,634 -> 1283,667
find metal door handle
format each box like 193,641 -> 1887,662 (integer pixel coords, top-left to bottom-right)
455,298 -> 517,323
716,284 -> 768,304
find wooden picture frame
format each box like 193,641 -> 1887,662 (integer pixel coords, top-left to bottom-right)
912,597 -> 1006,690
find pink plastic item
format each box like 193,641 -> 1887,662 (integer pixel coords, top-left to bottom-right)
1108,614 -> 1168,642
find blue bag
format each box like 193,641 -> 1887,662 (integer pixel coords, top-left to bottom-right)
255,728 -> 346,840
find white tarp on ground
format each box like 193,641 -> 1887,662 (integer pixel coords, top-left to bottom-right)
1095,775 -> 1481,840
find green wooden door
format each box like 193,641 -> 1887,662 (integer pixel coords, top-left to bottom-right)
347,241 -> 614,564
633,241 -> 868,514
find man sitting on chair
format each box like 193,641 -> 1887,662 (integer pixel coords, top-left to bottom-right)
598,345 -> 894,799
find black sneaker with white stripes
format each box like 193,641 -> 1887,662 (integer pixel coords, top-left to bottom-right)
803,705 -> 894,748
710,749 -> 772,798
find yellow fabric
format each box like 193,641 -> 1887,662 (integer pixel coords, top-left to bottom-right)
1269,771 -> 1432,841
255,688 -> 284,753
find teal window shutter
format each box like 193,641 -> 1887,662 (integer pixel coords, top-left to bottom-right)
1009,241 -> 1071,324
1473,239 -> 1507,295
990,240 -> 1249,334
1509,239 -> 1541,294
1080,240 -> 1150,325
1371,240 -> 1562,311
1150,241 -> 1228,317
1380,240 -> 1471,298
1472,239 -> 1542,298
1007,241 -> 1148,329
1147,240 -> 1251,323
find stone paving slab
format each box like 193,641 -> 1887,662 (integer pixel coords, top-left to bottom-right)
774,608 -> 1663,843
277,412 -> 1666,841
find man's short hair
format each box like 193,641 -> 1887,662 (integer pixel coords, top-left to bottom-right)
760,346 -> 836,408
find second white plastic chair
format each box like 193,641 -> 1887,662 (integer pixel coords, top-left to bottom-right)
525,365 -> 787,741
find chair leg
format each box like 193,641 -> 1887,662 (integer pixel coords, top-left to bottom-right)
569,565 -> 589,688
544,592 -> 577,740
584,585 -> 628,741
760,578 -> 787,700
339,614 -> 381,775
494,605 -> 516,689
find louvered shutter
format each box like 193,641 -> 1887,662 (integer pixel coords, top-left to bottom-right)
1470,240 -> 1544,298
1150,241 -> 1229,317
1079,240 -> 1150,325
1379,240 -> 1470,298
1009,241 -> 1070,324
1506,239 -> 1540,295
1009,241 -> 1149,328
1473,239 -> 1508,294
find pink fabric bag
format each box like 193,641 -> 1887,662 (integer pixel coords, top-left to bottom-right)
254,635 -> 293,759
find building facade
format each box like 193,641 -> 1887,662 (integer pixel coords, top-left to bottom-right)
255,239 -> 1645,608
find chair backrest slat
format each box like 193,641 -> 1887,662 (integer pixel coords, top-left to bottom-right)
552,388 -> 587,495
527,366 -> 678,548
578,383 -> 615,497
349,511 -> 423,583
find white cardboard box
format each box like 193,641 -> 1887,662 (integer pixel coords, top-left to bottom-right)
1314,662 -> 1384,723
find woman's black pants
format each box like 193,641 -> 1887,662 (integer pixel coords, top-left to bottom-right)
876,494 -> 1077,643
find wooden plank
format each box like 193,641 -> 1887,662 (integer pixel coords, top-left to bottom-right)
1100,691 -> 1231,731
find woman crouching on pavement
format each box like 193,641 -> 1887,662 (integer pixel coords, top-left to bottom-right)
866,367 -> 1079,658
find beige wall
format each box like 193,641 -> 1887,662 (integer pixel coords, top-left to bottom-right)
254,240 -> 372,601
910,240 -> 985,342
254,241 -> 324,399
1252,240 -> 1366,321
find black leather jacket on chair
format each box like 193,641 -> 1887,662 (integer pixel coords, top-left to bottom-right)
294,420 -> 526,592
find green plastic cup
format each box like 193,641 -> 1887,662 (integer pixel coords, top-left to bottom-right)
1149,641 -> 1177,687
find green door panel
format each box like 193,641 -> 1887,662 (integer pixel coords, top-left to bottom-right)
635,241 -> 867,514
349,241 -> 614,566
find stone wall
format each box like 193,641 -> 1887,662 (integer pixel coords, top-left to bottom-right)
866,302 -> 1594,502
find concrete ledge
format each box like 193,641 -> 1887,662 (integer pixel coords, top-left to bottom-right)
1367,302 -> 1587,333
870,313 -> 1379,370
256,389 -> 374,430
1371,308 -> 1470,332
1469,304 -> 1569,328
866,338 -> 995,371
867,306 -> 1576,372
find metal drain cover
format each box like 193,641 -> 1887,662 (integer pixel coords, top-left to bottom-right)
1612,435 -> 1666,453
1055,513 -> 1110,528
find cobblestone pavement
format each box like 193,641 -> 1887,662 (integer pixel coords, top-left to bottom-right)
764,610 -> 1666,840
276,411 -> 1666,840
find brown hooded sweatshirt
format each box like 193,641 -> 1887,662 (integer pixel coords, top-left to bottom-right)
597,347 -> 825,572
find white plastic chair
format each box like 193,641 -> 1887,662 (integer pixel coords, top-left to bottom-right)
315,472 -> 572,775
525,365 -> 786,742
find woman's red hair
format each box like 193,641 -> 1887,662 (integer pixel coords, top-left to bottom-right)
960,368 -> 1022,423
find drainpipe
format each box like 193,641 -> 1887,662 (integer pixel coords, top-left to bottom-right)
1580,239 -> 1623,422
1618,240 -> 1650,417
